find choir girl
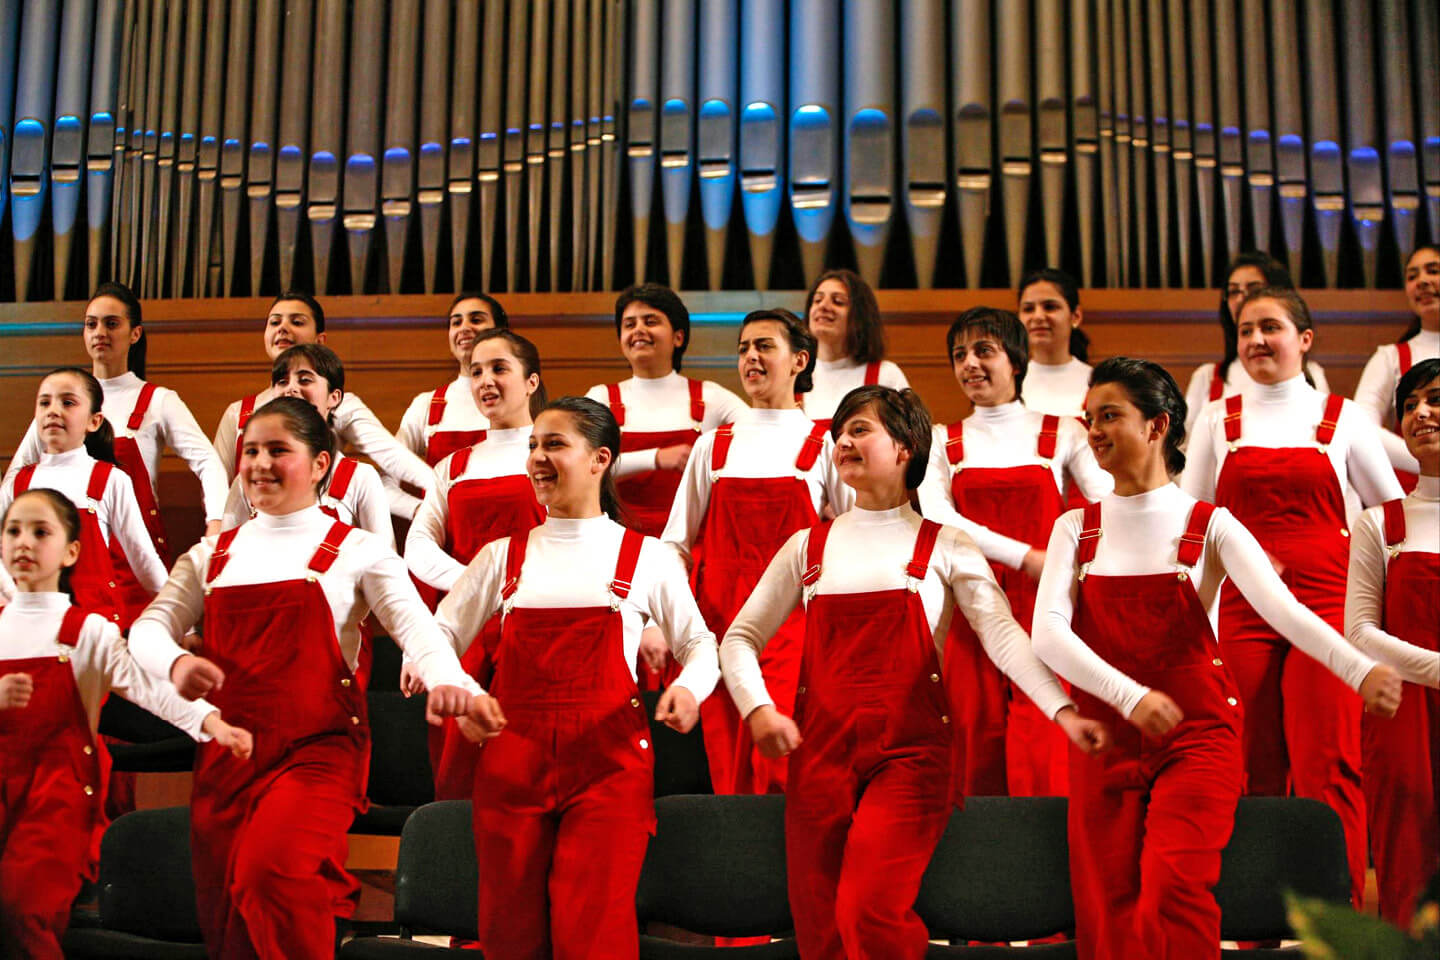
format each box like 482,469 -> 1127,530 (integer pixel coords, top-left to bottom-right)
404,328 -> 547,799
388,292 -> 504,519
433,396 -> 719,960
1016,268 -> 1093,417
210,292 -> 432,497
0,487 -> 250,960
1181,287 -> 1404,906
1032,357 -> 1400,960
661,308 -> 852,794
2,283 -> 229,620
1345,356 -> 1440,928
1353,244 -> 1440,476
1182,252 -> 1330,436
721,384 -> 1104,959
0,369 -> 167,628
919,307 -> 1113,798
221,345 -> 392,548
127,396 -> 483,960
802,268 -> 910,426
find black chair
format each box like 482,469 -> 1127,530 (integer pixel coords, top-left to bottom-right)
98,696 -> 196,773
643,689 -> 713,797
62,807 -> 207,959
367,635 -> 405,694
636,794 -> 798,958
1217,797 -> 1351,957
919,797 -> 1077,958
351,690 -> 436,836
339,800 -> 479,957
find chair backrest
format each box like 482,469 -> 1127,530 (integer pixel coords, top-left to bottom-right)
635,794 -> 792,938
394,800 -> 479,940
642,689 -> 712,796
366,690 -> 436,808
1216,796 -> 1351,941
98,806 -> 204,943
916,797 -> 1073,943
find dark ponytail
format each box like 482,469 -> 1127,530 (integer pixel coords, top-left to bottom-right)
244,397 -> 337,491
4,489 -> 84,600
43,367 -> 118,464
1088,357 -> 1188,476
89,281 -> 146,380
1399,243 -> 1440,344
540,397 -> 629,525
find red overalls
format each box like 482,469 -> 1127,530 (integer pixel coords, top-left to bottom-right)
190,522 -> 369,960
942,415 -> 1070,797
807,360 -> 880,432
0,606 -> 106,960
1067,502 -> 1244,960
423,386 -> 489,466
108,383 -> 172,626
318,457 -> 360,523
232,394 -> 260,469
14,464 -> 125,629
1362,499 -> 1440,928
694,420 -> 827,794
473,529 -> 655,960
605,379 -> 705,538
786,519 -> 952,960
430,441 -> 545,801
1213,393 -> 1368,905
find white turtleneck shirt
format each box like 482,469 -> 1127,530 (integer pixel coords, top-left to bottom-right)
1352,328 -> 1439,473
584,372 -> 748,478
1020,358 -> 1093,417
802,358 -> 909,423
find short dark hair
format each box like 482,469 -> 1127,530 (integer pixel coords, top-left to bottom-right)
806,269 -> 886,364
614,284 -> 690,371
1018,268 -> 1090,363
89,281 -> 147,380
449,291 -> 509,329
4,489 -> 83,599
831,385 -> 933,490
1396,357 -> 1440,422
538,397 -> 628,525
740,309 -> 818,394
271,343 -> 346,396
268,291 -> 326,334
946,307 -> 1029,397
471,328 -> 549,417
1218,252 -> 1293,382
244,396 -> 336,489
1088,357 -> 1188,476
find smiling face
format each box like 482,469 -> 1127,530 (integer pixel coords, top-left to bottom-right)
1084,381 -> 1162,477
527,409 -> 610,514
807,278 -> 852,351
951,332 -> 1018,407
238,413 -> 329,516
273,361 -> 342,420
35,372 -> 104,455
1236,297 -> 1311,385
448,298 -> 499,368
83,295 -> 140,370
833,402 -> 910,494
2,494 -> 81,593
1404,248 -> 1440,325
1225,264 -> 1269,322
618,301 -> 683,373
1018,281 -> 1080,362
470,337 -> 538,427
1400,375 -> 1440,470
263,300 -> 324,360
737,319 -> 807,405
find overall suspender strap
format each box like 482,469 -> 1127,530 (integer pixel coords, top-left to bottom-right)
609,529 -> 645,600
427,386 -> 448,426
501,532 -> 530,601
1381,499 -> 1407,548
711,424 -> 735,471
1176,502 -> 1216,568
449,445 -> 474,479
207,528 -> 243,583
14,465 -> 35,494
864,361 -> 881,386
128,383 -> 158,430
794,421 -> 828,471
606,383 -> 626,427
1223,394 -> 1244,444
944,421 -> 964,470
801,521 -> 835,587
86,462 -> 114,501
1316,393 -> 1345,446
1396,341 -> 1413,377
307,522 -> 352,574
1077,502 -> 1103,567
58,606 -> 87,648
1037,415 -> 1060,460
688,378 -> 705,426
1209,370 -> 1225,402
906,519 -> 942,581
235,395 -> 258,464
327,458 -> 358,499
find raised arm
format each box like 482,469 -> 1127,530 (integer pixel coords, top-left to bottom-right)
404,471 -> 466,591
335,396 -> 434,492
1345,509 -> 1440,688
659,431 -> 716,568
432,537 -> 509,668
159,391 -> 232,523
105,472 -> 169,593
1343,405 -> 1407,507
640,542 -> 720,702
361,546 -> 480,694
128,547 -> 207,681
915,437 -> 1030,570
100,621 -> 218,740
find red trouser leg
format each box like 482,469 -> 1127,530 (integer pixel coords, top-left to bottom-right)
1219,634 -> 1289,796
946,624 -> 1009,797
1006,688 -> 1071,797
1069,748 -> 1145,960
1363,683 -> 1440,928
432,621 -> 499,801
547,796 -> 651,960
474,804 -> 557,960
0,772 -> 95,960
786,800 -> 852,960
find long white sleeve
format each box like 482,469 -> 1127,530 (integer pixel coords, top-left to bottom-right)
916,435 -> 1031,570
148,387 -> 231,521
404,460 -> 468,592
1,419 -> 42,489
584,375 -> 749,480
348,462 -> 397,549
333,393 -> 434,493
99,623 -> 219,739
102,469 -> 169,592
1354,344 -> 1425,473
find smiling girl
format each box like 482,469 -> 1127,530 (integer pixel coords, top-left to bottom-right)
437,397 -> 718,960
721,385 -> 1103,958
1181,287 -> 1403,905
1016,268 -> 1093,417
0,488 -> 248,960
802,269 -> 910,427
662,309 -> 852,794
1345,356 -> 1440,927
1033,357 -> 1399,960
127,397 -> 481,960
404,328 -> 547,799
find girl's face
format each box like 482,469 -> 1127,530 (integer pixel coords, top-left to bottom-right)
273,361 -> 342,420
35,373 -> 104,454
1226,265 -> 1269,321
470,338 -> 538,424
951,332 -> 1018,406
737,320 -> 807,402
618,302 -> 683,370
448,298 -> 499,367
1404,248 -> 1439,323
1400,375 -> 1440,468
2,496 -> 80,593
1085,382 -> 1162,476
1018,281 -> 1080,356
239,414 -> 329,515
263,300 -> 323,360
833,403 -> 910,492
83,296 -> 140,368
527,410 -> 608,510
1236,297 -> 1312,384
808,279 -> 852,345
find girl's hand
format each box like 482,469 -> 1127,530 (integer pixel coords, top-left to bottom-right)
1128,690 -> 1183,737
1054,705 -> 1111,754
1021,548 -> 1047,582
638,626 -> 668,675
1359,664 -> 1403,718
654,686 -> 698,733
655,443 -> 693,472
0,673 -> 35,709
170,655 -> 224,700
204,520 -> 223,538
425,684 -> 477,725
456,694 -> 507,742
399,661 -> 427,697
202,713 -> 254,760
746,705 -> 802,758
